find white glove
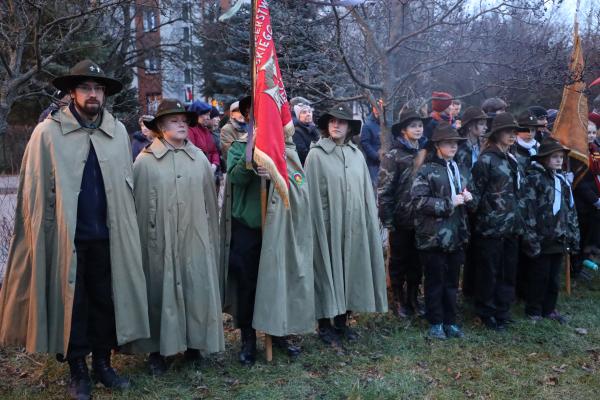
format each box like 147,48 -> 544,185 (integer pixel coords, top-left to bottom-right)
593,198 -> 600,210
211,164 -> 218,174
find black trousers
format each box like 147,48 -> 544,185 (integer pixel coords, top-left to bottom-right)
420,249 -> 463,325
475,236 -> 518,320
229,218 -> 262,330
461,216 -> 477,298
388,229 -> 422,305
67,240 -> 117,360
525,253 -> 562,316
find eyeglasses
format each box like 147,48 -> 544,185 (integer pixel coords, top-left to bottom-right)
75,84 -> 106,94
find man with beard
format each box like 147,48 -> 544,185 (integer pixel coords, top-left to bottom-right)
0,59 -> 149,400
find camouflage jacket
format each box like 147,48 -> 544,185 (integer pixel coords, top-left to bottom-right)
471,144 -> 525,238
521,162 -> 580,257
410,155 -> 476,251
455,138 -> 481,170
378,137 -> 425,229
513,140 -> 538,172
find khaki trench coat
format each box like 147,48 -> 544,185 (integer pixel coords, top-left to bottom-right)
128,139 -> 224,356
304,137 -> 388,319
0,107 -> 150,354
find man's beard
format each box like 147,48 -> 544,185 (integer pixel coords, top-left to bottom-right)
76,99 -> 102,119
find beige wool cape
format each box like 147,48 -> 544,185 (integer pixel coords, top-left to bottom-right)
252,144 -> 315,336
0,107 -> 150,354
221,143 -> 316,336
129,139 -> 224,356
304,137 -> 388,319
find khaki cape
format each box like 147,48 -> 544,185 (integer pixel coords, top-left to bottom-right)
0,107 -> 150,354
129,139 -> 224,356
221,143 -> 316,336
304,137 -> 388,319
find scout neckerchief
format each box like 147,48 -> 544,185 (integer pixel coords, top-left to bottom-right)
553,171 -> 574,215
517,137 -> 538,156
446,159 -> 462,197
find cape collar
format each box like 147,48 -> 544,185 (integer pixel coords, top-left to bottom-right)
314,136 -> 357,154
54,105 -> 115,138
145,137 -> 196,160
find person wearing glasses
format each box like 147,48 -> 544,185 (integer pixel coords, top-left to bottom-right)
0,60 -> 150,400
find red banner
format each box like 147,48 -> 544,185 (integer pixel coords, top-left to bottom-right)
252,0 -> 293,207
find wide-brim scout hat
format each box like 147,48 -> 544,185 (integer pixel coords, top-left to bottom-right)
317,104 -> 362,136
143,98 -> 197,131
431,122 -> 467,142
459,106 -> 487,131
486,112 -> 520,137
391,108 -> 426,137
52,59 -> 123,96
517,110 -> 546,131
533,138 -> 569,160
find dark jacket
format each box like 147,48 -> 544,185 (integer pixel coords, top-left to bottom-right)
521,162 -> 579,257
574,141 -> 600,215
292,120 -> 319,165
455,138 -> 481,170
472,144 -> 525,238
131,130 -> 152,161
411,155 -> 475,251
424,113 -> 452,139
378,136 -> 426,229
513,140 -> 539,172
359,114 -> 381,166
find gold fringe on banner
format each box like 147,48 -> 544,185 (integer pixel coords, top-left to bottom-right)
253,147 -> 290,209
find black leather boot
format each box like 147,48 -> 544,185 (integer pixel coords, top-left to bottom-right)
67,357 -> 91,400
91,351 -> 131,390
239,328 -> 257,366
148,352 -> 168,376
272,336 -> 301,358
334,314 -> 359,342
184,348 -> 202,368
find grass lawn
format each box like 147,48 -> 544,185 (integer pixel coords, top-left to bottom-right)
1,276 -> 599,400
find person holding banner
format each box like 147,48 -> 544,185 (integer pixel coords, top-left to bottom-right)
521,138 -> 579,323
305,105 -> 388,347
129,99 -> 224,375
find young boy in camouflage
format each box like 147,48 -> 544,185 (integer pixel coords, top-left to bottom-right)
411,122 -> 476,339
521,139 -> 579,324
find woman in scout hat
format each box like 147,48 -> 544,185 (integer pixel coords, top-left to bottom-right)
471,112 -> 524,331
305,105 -> 387,347
521,138 -> 579,324
128,99 -> 224,375
513,110 -> 545,171
454,106 -> 488,299
378,108 -> 428,318
455,106 -> 488,170
410,122 -> 475,339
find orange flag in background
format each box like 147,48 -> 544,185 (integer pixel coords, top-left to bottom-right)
552,22 -> 589,185
252,0 -> 294,208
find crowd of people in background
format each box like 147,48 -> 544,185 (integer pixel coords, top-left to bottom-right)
1,59 -> 599,400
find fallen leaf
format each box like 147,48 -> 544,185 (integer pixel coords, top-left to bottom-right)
551,364 -> 567,374
454,371 -> 462,380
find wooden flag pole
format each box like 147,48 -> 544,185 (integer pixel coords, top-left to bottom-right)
249,0 -> 273,363
566,254 -> 571,296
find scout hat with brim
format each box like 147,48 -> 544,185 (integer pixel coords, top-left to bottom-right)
317,104 -> 362,136
532,138 -> 569,160
517,110 -> 546,131
459,106 -> 487,132
52,59 -> 123,96
391,108 -> 426,137
143,98 -> 198,132
431,122 -> 467,142
485,112 -> 520,137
